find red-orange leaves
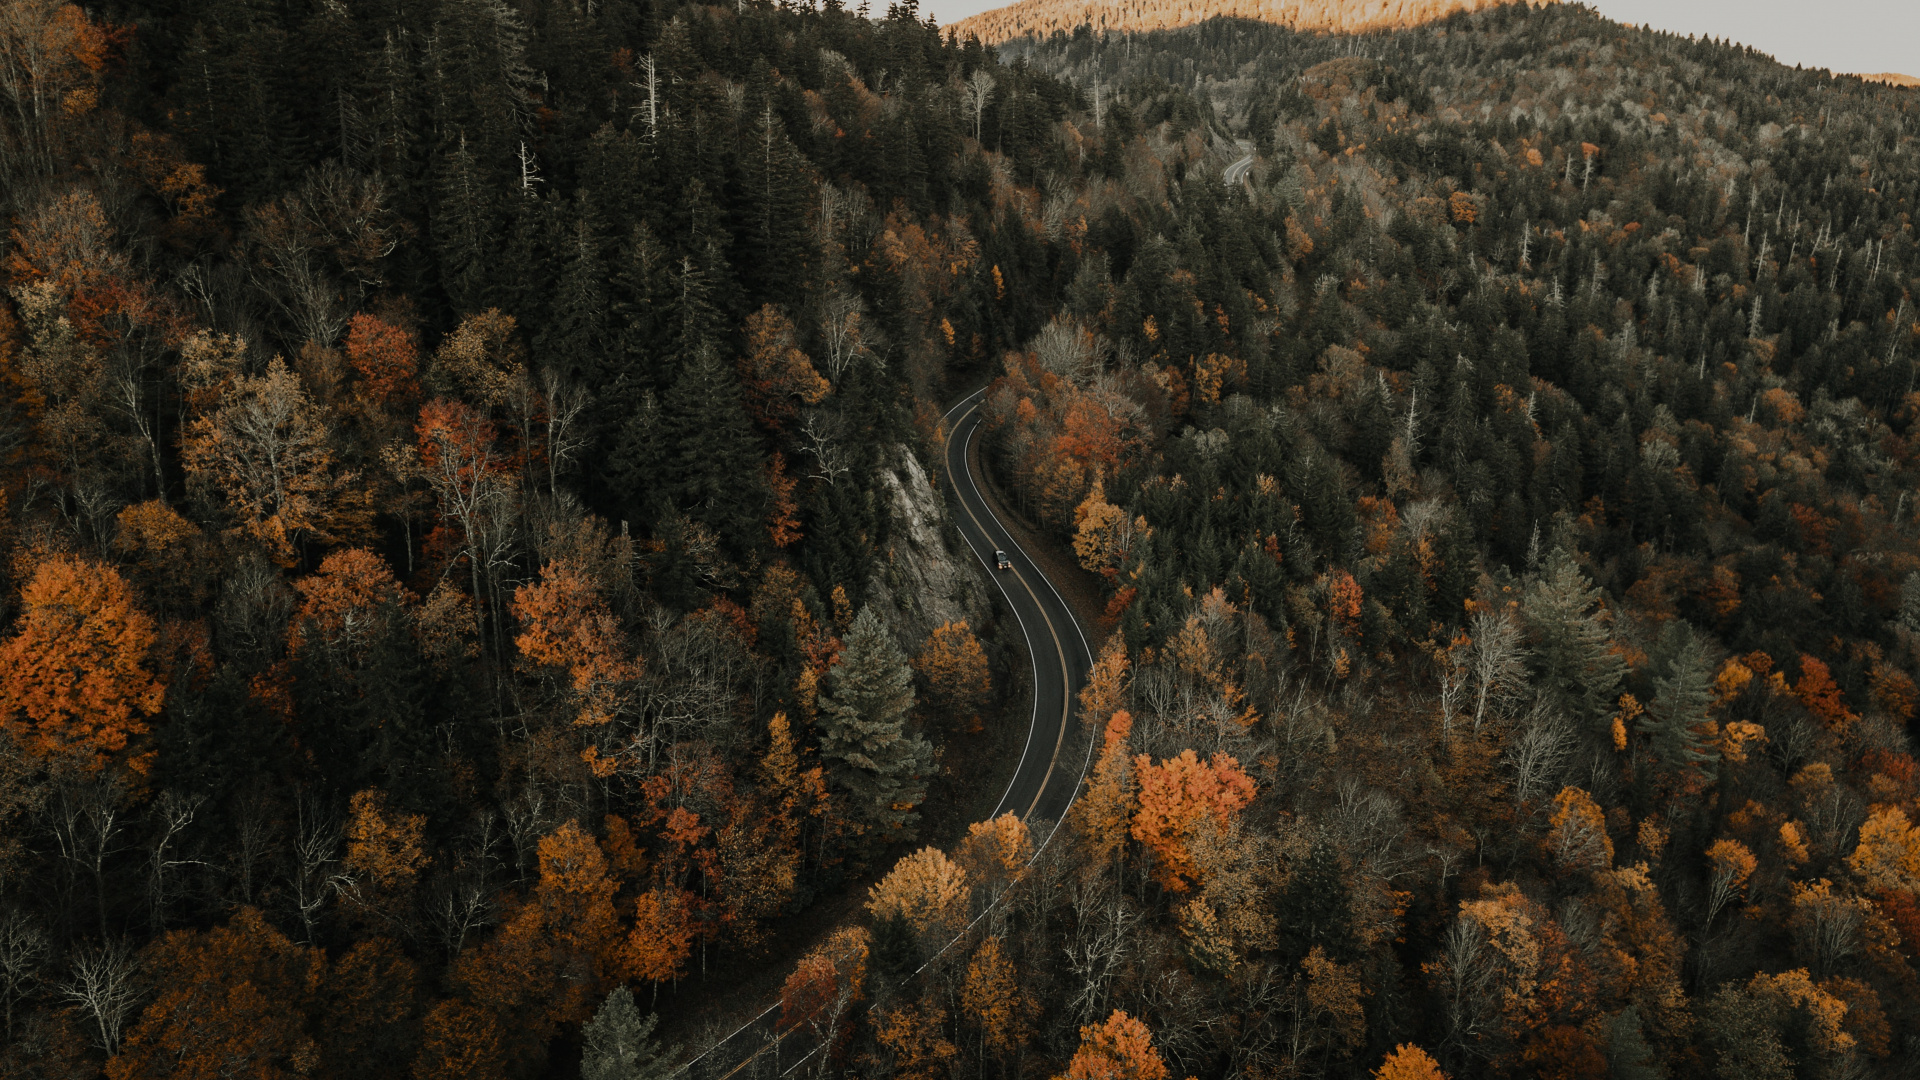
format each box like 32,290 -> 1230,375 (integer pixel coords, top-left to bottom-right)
1131,749 -> 1255,892
1794,655 -> 1857,733
0,556 -> 163,767
512,559 -> 636,731
345,313 -> 421,406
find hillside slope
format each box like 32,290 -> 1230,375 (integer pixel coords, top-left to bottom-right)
952,0 -> 1546,43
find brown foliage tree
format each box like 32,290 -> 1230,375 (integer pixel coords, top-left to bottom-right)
105,908 -> 322,1080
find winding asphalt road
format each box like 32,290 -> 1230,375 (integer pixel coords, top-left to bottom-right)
1223,137 -> 1256,186
677,387 -> 1095,1079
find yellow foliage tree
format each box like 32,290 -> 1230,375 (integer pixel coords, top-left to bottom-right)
955,812 -> 1032,906
1077,710 -> 1137,867
1547,786 -> 1613,875
916,620 -> 992,732
876,998 -> 957,1080
867,846 -> 970,940
962,936 -> 1031,1059
342,788 -> 428,925
1705,838 -> 1758,927
1073,476 -> 1127,577
1848,807 -> 1920,894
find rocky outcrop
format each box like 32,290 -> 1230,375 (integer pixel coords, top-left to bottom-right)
866,445 -> 991,648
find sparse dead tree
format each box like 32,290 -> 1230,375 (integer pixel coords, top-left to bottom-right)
61,940 -> 140,1056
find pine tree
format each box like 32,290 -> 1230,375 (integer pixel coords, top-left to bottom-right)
736,103 -> 814,311
659,349 -> 765,540
580,987 -> 672,1080
818,605 -> 932,842
538,208 -> 613,386
1522,548 -> 1627,734
1638,621 -> 1718,788
432,132 -> 494,313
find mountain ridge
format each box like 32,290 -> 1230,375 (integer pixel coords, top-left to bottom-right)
951,0 -> 1550,43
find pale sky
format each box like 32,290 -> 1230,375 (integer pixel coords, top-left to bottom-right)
922,0 -> 1920,78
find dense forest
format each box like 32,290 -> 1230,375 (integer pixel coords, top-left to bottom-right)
1,0 -> 1919,1078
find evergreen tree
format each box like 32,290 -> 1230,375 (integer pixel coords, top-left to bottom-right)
736,103 -> 815,312
1274,839 -> 1356,962
581,987 -> 672,1080
818,605 -> 932,843
659,350 -> 765,540
1522,548 -> 1627,734
432,131 -> 495,313
1638,621 -> 1718,787
538,209 -> 613,386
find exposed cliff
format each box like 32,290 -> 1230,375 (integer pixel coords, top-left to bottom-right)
867,446 -> 992,647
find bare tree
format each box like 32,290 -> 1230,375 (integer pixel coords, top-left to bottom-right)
1063,873 -> 1138,1028
0,908 -> 49,1041
227,784 -> 282,906
288,796 -> 346,943
1467,610 -> 1526,734
539,365 -> 592,495
816,287 -> 872,385
1435,916 -> 1498,1062
61,941 -> 140,1056
48,769 -> 128,939
964,70 -> 996,141
145,790 -> 205,931
1503,703 -> 1577,815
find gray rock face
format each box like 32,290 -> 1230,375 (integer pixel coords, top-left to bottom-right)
866,444 -> 991,648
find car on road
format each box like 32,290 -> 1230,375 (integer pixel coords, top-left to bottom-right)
995,549 -> 1011,570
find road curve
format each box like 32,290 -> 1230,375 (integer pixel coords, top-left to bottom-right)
941,387 -> 1095,824
1223,137 -> 1256,186
677,388 -> 1095,1079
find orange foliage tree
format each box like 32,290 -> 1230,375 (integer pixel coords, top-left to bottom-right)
1060,1009 -> 1169,1080
534,820 -> 622,1021
512,558 -> 637,736
1131,749 -> 1256,891
779,927 -> 868,1056
1373,1044 -> 1446,1079
625,887 -> 695,989
735,305 -> 828,431
289,547 -> 411,662
1793,655 -> 1857,732
0,555 -> 163,767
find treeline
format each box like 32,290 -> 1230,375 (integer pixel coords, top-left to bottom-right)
951,0 -> 1532,47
